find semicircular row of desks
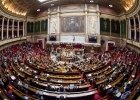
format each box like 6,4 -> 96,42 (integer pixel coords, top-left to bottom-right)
0,56 -> 139,100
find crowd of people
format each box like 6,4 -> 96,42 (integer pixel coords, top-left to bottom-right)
86,47 -> 140,100
0,42 -> 139,100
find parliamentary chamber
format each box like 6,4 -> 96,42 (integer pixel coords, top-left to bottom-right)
0,0 -> 140,100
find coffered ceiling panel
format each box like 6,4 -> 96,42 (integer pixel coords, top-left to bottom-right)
0,0 -> 137,16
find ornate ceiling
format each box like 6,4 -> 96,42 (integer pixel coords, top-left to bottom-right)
0,0 -> 137,16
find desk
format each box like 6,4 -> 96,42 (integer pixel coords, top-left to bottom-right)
0,88 -> 9,100
11,85 -> 38,100
42,89 -> 96,98
33,80 -> 90,90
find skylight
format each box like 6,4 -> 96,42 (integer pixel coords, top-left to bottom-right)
38,0 -> 47,2
38,0 -> 57,3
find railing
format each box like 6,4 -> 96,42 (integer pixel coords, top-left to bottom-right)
0,37 -> 26,51
42,89 -> 96,98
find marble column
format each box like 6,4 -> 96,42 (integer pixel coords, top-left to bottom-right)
119,20 -> 122,46
125,18 -> 128,39
1,17 -> 4,40
24,21 -> 27,37
97,4 -> 100,43
17,21 -> 19,37
23,21 -> 25,37
7,18 -> 9,39
40,20 -> 41,34
110,19 -> 112,36
137,14 -> 140,42
119,20 -> 122,38
12,19 -> 14,38
133,16 -> 136,41
47,14 -> 50,41
85,4 -> 88,42
58,6 -> 60,41
128,18 -> 131,39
